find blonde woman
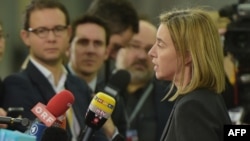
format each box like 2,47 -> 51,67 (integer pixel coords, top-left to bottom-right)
148,8 -> 232,141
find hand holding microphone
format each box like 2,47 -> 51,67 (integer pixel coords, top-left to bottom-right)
102,69 -> 130,140
80,70 -> 130,141
0,108 -> 8,128
79,92 -> 116,141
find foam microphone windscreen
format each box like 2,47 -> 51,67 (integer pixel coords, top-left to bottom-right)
46,90 -> 75,117
40,126 -> 68,141
104,69 -> 131,97
109,69 -> 130,91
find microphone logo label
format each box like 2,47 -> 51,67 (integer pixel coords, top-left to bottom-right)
30,124 -> 39,135
31,102 -> 56,126
28,121 -> 47,140
95,109 -> 105,117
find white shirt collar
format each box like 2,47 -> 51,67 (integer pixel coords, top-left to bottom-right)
67,62 -> 97,92
30,57 -> 68,93
88,76 -> 97,92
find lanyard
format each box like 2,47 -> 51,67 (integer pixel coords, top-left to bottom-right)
127,83 -> 154,128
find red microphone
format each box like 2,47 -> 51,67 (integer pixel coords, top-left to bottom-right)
47,90 -> 75,129
28,90 -> 75,140
31,90 -> 75,127
47,90 -> 75,117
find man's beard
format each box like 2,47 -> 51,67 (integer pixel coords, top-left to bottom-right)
129,69 -> 153,84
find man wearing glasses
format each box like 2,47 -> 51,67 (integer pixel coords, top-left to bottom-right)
1,0 -> 108,141
0,21 -> 8,129
0,23 -> 6,61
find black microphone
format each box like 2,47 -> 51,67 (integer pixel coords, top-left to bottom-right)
0,116 -> 30,127
41,126 -> 68,141
102,69 -> 130,140
78,92 -> 116,141
78,70 -> 130,141
103,69 -> 131,97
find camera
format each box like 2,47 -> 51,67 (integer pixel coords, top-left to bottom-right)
221,0 -> 250,124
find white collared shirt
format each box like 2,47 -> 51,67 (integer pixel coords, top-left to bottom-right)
67,63 -> 97,92
30,57 -> 67,93
30,57 -> 81,141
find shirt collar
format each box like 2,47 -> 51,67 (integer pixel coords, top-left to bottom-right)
67,62 -> 97,92
30,56 -> 68,92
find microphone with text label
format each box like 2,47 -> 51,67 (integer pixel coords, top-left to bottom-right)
78,92 -> 116,141
27,90 -> 75,141
103,69 -> 130,140
79,69 -> 130,141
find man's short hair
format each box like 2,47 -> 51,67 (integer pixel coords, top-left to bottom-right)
22,0 -> 70,30
87,0 -> 139,35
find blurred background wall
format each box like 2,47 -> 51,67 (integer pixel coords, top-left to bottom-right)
0,0 -> 238,78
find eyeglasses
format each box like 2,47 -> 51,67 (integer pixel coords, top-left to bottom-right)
27,25 -> 68,38
128,43 -> 151,53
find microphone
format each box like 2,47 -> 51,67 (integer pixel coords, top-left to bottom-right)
46,90 -> 75,117
27,90 -> 75,141
79,92 -> 116,141
103,69 -> 131,97
102,70 -> 130,141
40,126 -> 68,141
46,90 -> 75,129
0,116 -> 30,127
78,70 -> 130,140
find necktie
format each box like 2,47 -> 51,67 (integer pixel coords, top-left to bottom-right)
66,106 -> 74,129
66,106 -> 78,141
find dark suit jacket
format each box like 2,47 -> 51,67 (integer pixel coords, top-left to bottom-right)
2,61 -> 108,141
123,78 -> 173,141
154,80 -> 174,141
160,88 -> 232,141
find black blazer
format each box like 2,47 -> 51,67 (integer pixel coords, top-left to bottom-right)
2,61 -> 108,141
154,80 -> 174,141
124,79 -> 173,141
160,88 -> 232,141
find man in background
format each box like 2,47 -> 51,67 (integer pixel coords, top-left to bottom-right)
0,20 -> 7,128
115,19 -> 173,141
0,21 -> 6,62
1,0 -> 108,140
67,14 -> 126,139
87,0 -> 139,82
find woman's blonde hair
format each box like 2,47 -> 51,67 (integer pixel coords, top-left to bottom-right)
160,8 -> 225,101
